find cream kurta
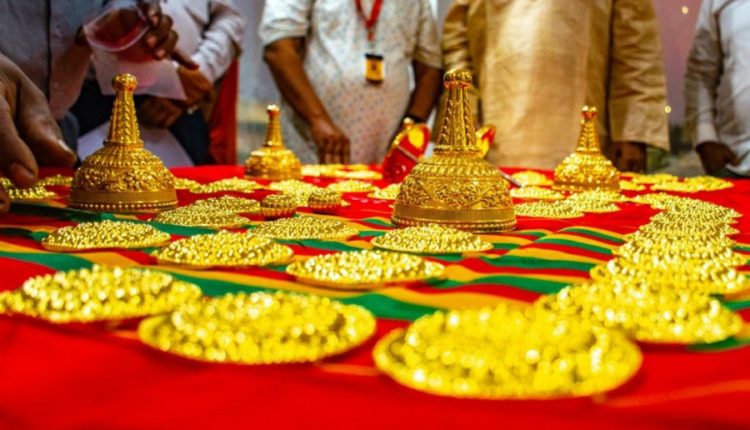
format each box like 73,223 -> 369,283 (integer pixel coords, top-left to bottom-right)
442,0 -> 669,169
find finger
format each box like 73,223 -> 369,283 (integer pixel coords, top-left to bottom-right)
141,1 -> 162,28
0,98 -> 38,188
725,148 -> 740,166
16,81 -> 76,167
0,186 -> 10,215
145,14 -> 173,58
340,137 -> 350,164
172,48 -> 199,70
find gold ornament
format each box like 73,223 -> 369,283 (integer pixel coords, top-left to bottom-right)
173,177 -> 202,191
335,169 -> 383,180
69,74 -> 177,212
510,171 -> 553,187
139,291 -> 376,364
301,164 -> 344,177
374,303 -> 641,399
307,189 -> 344,214
652,176 -> 733,193
393,70 -> 516,233
253,215 -> 357,240
369,183 -> 401,200
537,282 -> 742,344
37,174 -> 73,187
371,225 -> 493,254
152,205 -> 249,229
510,186 -> 564,201
41,220 -> 171,252
619,180 -> 646,191
268,179 -> 322,206
259,194 -> 297,220
564,191 -> 622,213
553,107 -> 620,192
631,173 -> 678,185
194,178 -> 261,194
244,105 -> 302,180
286,250 -> 444,289
0,265 -> 201,323
152,231 -> 293,269
327,180 -> 377,193
514,201 -> 583,219
193,196 -> 260,214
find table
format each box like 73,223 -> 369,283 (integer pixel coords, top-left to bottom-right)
1,166 -> 749,430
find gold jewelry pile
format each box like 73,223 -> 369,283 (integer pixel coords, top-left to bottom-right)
287,250 -> 444,289
564,191 -> 622,213
138,291 -> 376,364
172,177 -> 202,191
327,180 -> 377,193
268,180 -> 322,206
335,169 -> 382,180
514,201 -> 583,219
652,176 -> 733,193
0,178 -> 56,201
538,194 -> 746,344
253,216 -> 358,241
618,180 -> 646,191
37,174 -> 73,187
42,220 -> 171,251
192,196 -> 260,214
152,231 -> 293,269
510,171 -> 553,187
301,164 -> 344,177
369,183 -> 401,200
260,194 -> 298,219
372,225 -> 493,254
510,186 -> 564,201
374,303 -> 641,399
152,204 -> 250,228
307,189 -> 345,214
630,173 -> 678,185
0,265 -> 201,323
194,178 -> 261,194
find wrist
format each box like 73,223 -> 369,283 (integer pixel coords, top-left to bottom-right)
403,113 -> 426,124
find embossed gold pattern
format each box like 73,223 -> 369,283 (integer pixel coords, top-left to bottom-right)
41,220 -> 171,251
152,205 -> 249,228
372,225 -> 493,254
553,107 -> 620,192
259,194 -> 297,220
307,189 -> 344,214
393,70 -> 516,232
253,215 -> 357,240
0,178 -> 57,201
69,74 -> 177,212
245,105 -> 302,180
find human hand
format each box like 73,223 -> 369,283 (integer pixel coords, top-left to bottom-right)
0,54 -> 77,214
696,141 -> 739,174
139,97 -> 183,129
176,66 -> 212,110
610,141 -> 646,173
310,117 -> 350,164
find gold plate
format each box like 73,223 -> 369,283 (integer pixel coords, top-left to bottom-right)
514,201 -> 583,219
510,186 -> 564,201
537,282 -> 742,344
286,250 -> 444,289
41,220 -> 171,252
151,205 -> 250,229
371,225 -> 493,254
252,216 -> 358,241
152,231 -> 293,269
0,265 -> 201,323
374,303 -> 641,399
138,291 -> 376,365
510,171 -> 554,187
368,183 -> 401,200
194,178 -> 261,194
327,180 -> 377,193
193,196 -> 260,214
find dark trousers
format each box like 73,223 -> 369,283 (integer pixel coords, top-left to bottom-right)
70,80 -> 211,165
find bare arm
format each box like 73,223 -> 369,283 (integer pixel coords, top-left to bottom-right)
405,60 -> 442,121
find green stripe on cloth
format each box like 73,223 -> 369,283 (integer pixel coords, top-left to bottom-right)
359,218 -> 393,228
429,275 -> 569,294
0,251 -> 93,272
10,202 -> 110,222
722,300 -> 750,312
559,227 -> 625,244
533,238 -> 613,255
689,337 -> 750,352
480,255 -> 596,272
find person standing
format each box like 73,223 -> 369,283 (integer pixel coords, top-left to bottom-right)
685,0 -> 750,178
260,0 -> 442,164
441,0 -> 670,171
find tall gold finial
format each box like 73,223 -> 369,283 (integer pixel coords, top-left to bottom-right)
69,74 -> 177,212
553,106 -> 620,192
245,105 -> 302,180
392,69 -> 516,233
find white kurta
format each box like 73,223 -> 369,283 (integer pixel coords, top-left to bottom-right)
259,0 -> 441,164
685,0 -> 750,176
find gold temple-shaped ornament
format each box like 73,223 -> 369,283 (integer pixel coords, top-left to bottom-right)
392,70 -> 516,233
245,105 -> 302,180
69,74 -> 177,212
553,107 -> 620,192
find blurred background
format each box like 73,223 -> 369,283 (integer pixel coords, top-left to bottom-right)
235,0 -> 703,174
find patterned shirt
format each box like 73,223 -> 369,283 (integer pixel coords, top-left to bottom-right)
260,0 -> 441,164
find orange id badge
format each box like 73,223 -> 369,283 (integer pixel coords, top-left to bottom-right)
365,53 -> 385,84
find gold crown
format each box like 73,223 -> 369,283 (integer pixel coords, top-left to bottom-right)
69,74 -> 177,212
245,105 -> 302,180
553,107 -> 620,192
392,70 -> 516,232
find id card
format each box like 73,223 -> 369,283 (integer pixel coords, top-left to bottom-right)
364,53 -> 385,84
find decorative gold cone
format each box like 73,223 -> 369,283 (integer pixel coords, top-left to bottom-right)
69,74 -> 177,212
553,107 -> 620,192
392,70 -> 515,232
245,105 -> 302,180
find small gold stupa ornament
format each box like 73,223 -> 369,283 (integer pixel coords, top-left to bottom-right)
69,74 -> 176,212
392,70 -> 515,233
553,107 -> 620,192
245,105 -> 302,180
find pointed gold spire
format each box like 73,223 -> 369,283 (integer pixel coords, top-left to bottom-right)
553,106 -> 620,192
392,69 -> 516,233
69,74 -> 177,212
245,105 -> 302,180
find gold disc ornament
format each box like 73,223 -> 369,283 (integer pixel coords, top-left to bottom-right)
41,220 -> 171,251
138,291 -> 376,365
152,205 -> 250,229
371,225 -> 493,254
392,70 -> 516,233
374,303 -> 641,399
69,74 -> 177,212
0,265 -> 201,323
253,215 -> 357,240
286,250 -> 444,289
244,105 -> 302,180
152,231 -> 293,269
